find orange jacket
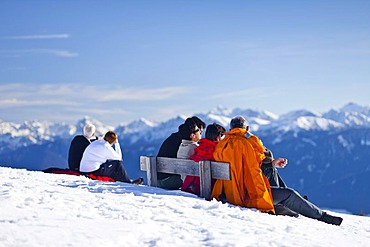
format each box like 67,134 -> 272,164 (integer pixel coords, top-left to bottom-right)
211,128 -> 275,213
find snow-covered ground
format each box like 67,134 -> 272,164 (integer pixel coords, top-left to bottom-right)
1,167 -> 369,247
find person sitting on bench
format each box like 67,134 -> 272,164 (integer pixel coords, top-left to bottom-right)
181,123 -> 226,196
156,116 -> 205,190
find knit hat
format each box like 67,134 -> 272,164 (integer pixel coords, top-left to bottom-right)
230,116 -> 248,130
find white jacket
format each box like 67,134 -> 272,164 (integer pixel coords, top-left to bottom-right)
80,139 -> 122,172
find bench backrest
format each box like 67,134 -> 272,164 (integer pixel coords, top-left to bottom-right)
140,156 -> 230,200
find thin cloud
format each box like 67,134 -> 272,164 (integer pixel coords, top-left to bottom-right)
0,83 -> 23,91
50,50 -> 78,57
7,34 -> 70,40
0,49 -> 78,58
206,88 -> 276,100
0,84 -> 188,106
30,84 -> 187,101
99,87 -> 188,101
66,106 -> 130,116
0,98 -> 79,108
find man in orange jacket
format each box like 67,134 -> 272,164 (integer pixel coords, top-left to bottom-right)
211,116 -> 275,214
212,116 -> 342,225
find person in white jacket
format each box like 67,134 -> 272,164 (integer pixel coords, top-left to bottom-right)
80,130 -> 139,183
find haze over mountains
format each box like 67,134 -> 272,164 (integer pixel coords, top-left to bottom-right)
1,102 -> 369,214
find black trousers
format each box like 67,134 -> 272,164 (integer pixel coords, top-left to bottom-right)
158,174 -> 183,190
91,160 -> 131,183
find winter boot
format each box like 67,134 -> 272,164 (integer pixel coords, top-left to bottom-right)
132,177 -> 144,185
317,212 -> 343,226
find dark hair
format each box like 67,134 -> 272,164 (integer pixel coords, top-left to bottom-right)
205,123 -> 226,141
179,120 -> 198,140
177,123 -> 185,132
104,131 -> 117,144
185,116 -> 206,130
230,116 -> 248,130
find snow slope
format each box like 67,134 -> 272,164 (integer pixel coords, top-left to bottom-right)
1,167 -> 369,247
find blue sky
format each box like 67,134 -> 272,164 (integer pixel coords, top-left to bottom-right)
1,1 -> 370,125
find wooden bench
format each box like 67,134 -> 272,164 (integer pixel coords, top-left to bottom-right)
140,156 -> 231,200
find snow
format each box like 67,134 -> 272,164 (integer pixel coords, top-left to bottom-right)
206,114 -> 231,127
337,135 -> 354,151
295,116 -> 343,131
1,167 -> 370,247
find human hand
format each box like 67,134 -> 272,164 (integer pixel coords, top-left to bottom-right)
273,158 -> 288,168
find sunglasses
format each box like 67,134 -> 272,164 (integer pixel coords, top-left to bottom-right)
193,128 -> 203,134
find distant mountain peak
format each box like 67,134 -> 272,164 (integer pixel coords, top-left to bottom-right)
340,102 -> 370,115
209,105 -> 232,116
124,118 -> 158,133
70,117 -> 113,137
137,117 -> 158,127
280,109 -> 321,120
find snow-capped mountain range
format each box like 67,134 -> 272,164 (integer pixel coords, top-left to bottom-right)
1,102 -> 370,214
1,102 -> 370,148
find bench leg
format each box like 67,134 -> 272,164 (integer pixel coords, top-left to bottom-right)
144,156 -> 158,187
199,160 -> 212,200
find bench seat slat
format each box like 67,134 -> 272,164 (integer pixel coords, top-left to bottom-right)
140,156 -> 230,180
156,157 -> 200,176
140,155 -> 231,200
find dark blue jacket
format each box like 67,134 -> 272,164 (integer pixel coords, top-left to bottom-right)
157,132 -> 182,179
68,135 -> 97,171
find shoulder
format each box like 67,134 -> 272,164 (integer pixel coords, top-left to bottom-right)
180,139 -> 197,146
90,136 -> 98,142
228,134 -> 248,144
71,135 -> 88,145
199,138 -> 215,145
89,139 -> 105,147
72,135 -> 84,141
221,135 -> 250,151
248,134 -> 263,143
161,132 -> 181,145
168,132 -> 182,142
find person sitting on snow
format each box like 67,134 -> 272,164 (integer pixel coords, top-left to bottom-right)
68,123 -> 98,172
80,130 -> 142,184
215,116 -> 343,225
211,116 -> 276,214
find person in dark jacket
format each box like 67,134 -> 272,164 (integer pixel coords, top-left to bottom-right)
157,116 -> 206,190
68,123 -> 98,171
